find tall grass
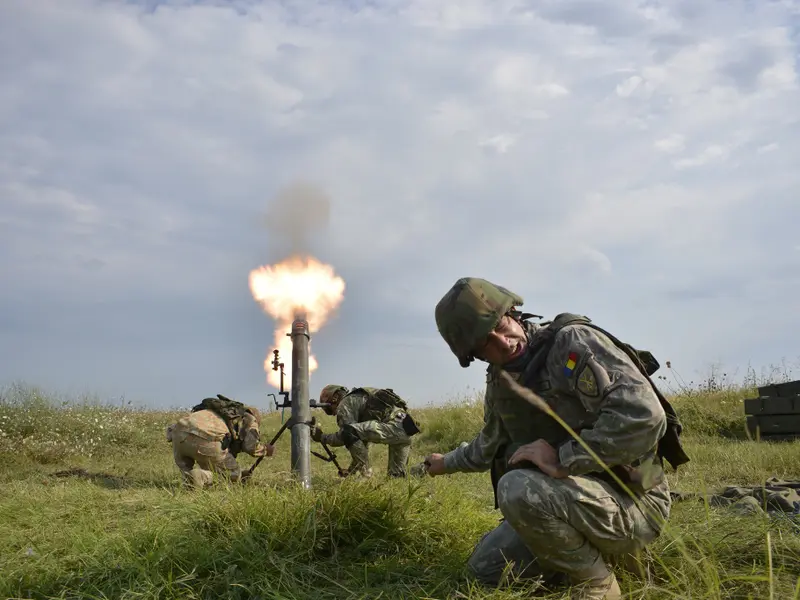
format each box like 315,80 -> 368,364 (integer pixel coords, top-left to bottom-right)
1,364 -> 799,599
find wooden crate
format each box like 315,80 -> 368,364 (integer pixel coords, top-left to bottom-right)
744,379 -> 800,440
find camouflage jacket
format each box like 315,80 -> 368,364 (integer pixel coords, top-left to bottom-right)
322,388 -> 407,446
442,320 -> 671,520
174,409 -> 263,456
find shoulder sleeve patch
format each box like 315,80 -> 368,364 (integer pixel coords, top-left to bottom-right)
576,364 -> 599,397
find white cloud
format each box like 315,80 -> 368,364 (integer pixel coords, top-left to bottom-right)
1,0 -> 799,407
479,133 -> 517,154
673,144 -> 731,169
616,75 -> 643,97
654,134 -> 686,153
757,142 -> 779,154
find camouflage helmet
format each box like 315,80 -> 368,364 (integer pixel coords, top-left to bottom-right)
434,277 -> 524,367
245,406 -> 262,423
319,384 -> 348,416
320,384 -> 348,404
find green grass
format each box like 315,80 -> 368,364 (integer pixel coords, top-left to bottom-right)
1,368 -> 799,600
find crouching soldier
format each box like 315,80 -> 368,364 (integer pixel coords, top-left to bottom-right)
311,385 -> 421,477
166,394 -> 274,488
424,277 -> 690,599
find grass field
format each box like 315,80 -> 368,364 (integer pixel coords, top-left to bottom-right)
1,364 -> 799,600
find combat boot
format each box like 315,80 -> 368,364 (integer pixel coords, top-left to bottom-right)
570,572 -> 621,600
610,550 -> 650,583
409,462 -> 428,477
347,463 -> 373,478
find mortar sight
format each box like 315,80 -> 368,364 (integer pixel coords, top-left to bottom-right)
266,347 -> 333,412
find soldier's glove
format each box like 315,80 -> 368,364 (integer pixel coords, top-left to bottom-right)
311,424 -> 324,443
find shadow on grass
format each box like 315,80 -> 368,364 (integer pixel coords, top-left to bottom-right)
49,467 -> 175,491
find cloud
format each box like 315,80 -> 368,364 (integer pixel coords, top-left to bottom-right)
616,75 -> 643,97
1,0 -> 799,410
654,134 -> 685,154
757,142 -> 779,154
479,133 -> 517,154
673,144 -> 731,169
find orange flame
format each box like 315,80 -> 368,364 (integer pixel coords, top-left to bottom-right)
249,255 -> 345,389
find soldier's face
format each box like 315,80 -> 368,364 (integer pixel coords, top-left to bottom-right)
473,315 -> 527,365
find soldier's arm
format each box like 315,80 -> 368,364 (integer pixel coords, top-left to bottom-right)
321,394 -> 367,446
239,414 -> 266,456
547,324 -> 667,475
442,390 -> 510,473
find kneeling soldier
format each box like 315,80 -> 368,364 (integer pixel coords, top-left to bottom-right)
167,395 -> 274,488
312,385 -> 420,477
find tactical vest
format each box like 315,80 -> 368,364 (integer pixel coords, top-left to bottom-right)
191,394 -> 248,455
350,387 -> 410,422
486,313 -> 690,507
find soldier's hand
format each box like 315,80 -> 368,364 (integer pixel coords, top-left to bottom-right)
423,453 -> 446,476
254,443 -> 275,458
508,439 -> 569,479
311,424 -> 324,443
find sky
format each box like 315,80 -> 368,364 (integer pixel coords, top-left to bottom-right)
2,0 -> 799,412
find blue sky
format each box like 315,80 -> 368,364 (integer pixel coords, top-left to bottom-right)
2,0 -> 799,411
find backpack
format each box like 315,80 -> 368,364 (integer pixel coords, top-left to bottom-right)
359,387 -> 420,436
349,387 -> 407,412
372,388 -> 410,413
517,313 -> 690,470
191,394 -> 248,455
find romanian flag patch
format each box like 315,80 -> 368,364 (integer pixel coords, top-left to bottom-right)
563,351 -> 578,376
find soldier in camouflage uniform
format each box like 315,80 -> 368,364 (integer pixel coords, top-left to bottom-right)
311,385 -> 420,477
167,404 -> 274,488
424,277 -> 689,600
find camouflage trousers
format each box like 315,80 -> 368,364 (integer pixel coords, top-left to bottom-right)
341,418 -> 412,478
468,469 -> 667,586
169,425 -> 242,489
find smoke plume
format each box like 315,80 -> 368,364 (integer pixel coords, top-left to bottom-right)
263,182 -> 331,256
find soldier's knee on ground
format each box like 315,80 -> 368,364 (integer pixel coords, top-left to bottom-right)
183,468 -> 213,489
467,533 -> 508,587
465,520 -> 554,589
467,556 -> 504,587
217,454 -> 243,483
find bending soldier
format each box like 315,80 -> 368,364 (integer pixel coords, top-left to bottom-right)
167,396 -> 274,488
424,277 -> 689,600
312,385 -> 420,477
